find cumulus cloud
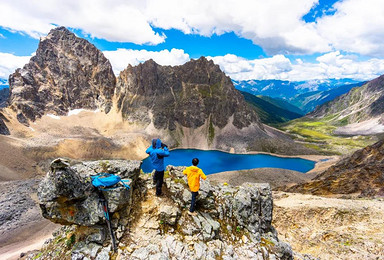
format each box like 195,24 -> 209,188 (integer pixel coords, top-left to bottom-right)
209,52 -> 384,81
209,54 -> 292,80
0,52 -> 31,80
2,0 -> 384,57
103,48 -> 190,74
2,48 -> 383,83
316,0 -> 384,57
0,0 -> 165,44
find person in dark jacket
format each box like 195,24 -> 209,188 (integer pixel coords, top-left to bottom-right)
146,138 -> 170,196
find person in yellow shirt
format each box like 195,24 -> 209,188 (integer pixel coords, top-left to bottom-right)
183,158 -> 207,216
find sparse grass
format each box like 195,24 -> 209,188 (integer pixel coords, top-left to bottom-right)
208,117 -> 215,144
65,234 -> 76,248
33,253 -> 43,260
279,117 -> 376,155
174,178 -> 186,185
99,160 -> 110,172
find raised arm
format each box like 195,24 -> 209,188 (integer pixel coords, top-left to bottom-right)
156,147 -> 170,157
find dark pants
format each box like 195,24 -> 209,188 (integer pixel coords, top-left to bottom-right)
154,170 -> 164,196
190,191 -> 198,212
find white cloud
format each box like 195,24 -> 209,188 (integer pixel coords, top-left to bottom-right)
209,52 -> 384,81
316,0 -> 384,57
0,0 -> 165,44
0,52 -> 31,80
3,48 -> 383,84
1,0 -> 384,57
103,48 -> 190,74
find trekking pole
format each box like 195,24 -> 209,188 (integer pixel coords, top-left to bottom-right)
98,191 -> 117,252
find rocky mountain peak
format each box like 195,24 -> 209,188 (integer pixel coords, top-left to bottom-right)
8,26 -> 116,125
116,57 -> 261,131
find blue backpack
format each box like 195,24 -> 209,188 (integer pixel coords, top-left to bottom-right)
91,173 -> 131,191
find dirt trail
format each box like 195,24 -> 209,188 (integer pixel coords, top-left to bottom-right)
273,192 -> 384,260
0,220 -> 59,260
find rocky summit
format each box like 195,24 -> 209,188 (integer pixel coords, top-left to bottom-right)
8,27 -> 115,125
31,159 -> 293,260
286,139 -> 384,196
116,57 -> 261,131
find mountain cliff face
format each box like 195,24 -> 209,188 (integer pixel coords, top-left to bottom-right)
8,27 -> 115,125
287,139 -> 384,195
116,58 -> 261,131
308,75 -> 384,135
0,88 -> 9,108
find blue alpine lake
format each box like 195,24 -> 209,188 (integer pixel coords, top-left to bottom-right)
141,149 -> 315,175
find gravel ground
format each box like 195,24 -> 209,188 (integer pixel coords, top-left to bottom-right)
0,178 -> 59,259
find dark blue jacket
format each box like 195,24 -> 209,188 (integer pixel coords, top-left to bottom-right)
146,139 -> 170,171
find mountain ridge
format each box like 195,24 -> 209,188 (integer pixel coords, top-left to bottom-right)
308,74 -> 384,135
3,27 -> 315,154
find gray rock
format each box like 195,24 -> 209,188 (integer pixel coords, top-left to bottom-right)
95,246 -> 111,260
72,242 -> 102,258
131,247 -> 150,260
159,205 -> 181,226
194,242 -> 207,259
38,159 -> 140,226
85,225 -> 107,244
71,252 -> 85,260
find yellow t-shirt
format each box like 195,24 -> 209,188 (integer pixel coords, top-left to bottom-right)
183,166 -> 207,192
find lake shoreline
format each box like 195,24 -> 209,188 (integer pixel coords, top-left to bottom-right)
142,148 -> 337,174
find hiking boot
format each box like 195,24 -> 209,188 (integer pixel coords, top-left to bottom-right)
187,211 -> 197,216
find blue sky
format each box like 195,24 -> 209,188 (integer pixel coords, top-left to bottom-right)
1,0 -> 384,84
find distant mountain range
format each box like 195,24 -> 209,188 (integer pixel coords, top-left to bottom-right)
234,79 -> 365,113
308,75 -> 384,136
240,91 -> 303,124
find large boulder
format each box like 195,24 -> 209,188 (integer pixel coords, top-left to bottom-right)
38,158 -> 141,226
165,165 -> 291,258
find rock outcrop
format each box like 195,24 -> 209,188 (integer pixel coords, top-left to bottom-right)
0,112 -> 10,135
8,27 -> 115,125
38,159 -> 141,226
286,139 -> 384,196
32,159 -> 293,260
